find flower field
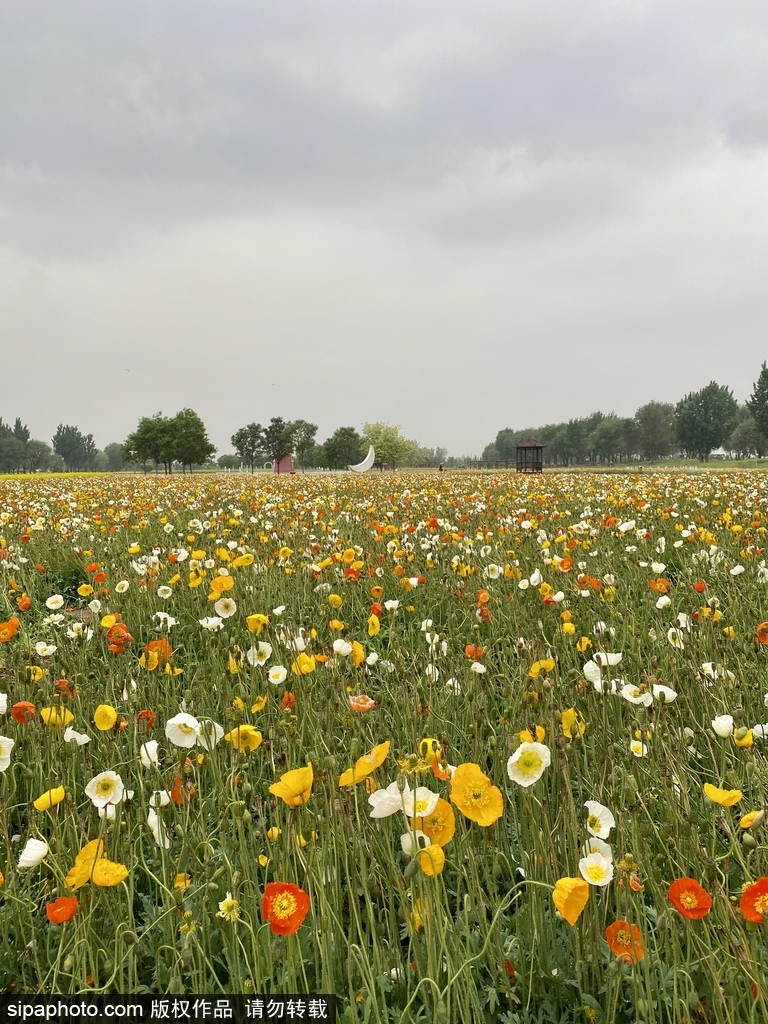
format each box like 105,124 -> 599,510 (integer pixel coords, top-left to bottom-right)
1,470 -> 768,1022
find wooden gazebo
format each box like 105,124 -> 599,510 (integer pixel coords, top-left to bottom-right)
516,439 -> 546,474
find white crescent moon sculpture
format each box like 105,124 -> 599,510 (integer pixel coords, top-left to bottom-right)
349,445 -> 375,473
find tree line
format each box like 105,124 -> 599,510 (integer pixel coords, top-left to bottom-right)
483,369 -> 768,466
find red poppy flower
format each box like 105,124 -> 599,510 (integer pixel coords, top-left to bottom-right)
369,602 -> 383,618
668,878 -> 712,920
11,701 -> 35,724
144,638 -> 172,661
137,709 -> 155,729
343,567 -> 360,581
46,896 -> 78,924
85,562 -> 100,573
740,877 -> 768,923
16,595 -> 32,612
261,881 -> 310,935
693,580 -> 706,593
93,572 -> 107,584
757,624 -> 768,647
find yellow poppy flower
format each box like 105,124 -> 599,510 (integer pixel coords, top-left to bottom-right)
40,707 -> 74,729
33,786 -> 66,811
269,764 -> 313,807
419,845 -> 445,876
552,877 -> 589,925
450,763 -> 503,826
223,724 -> 262,753
246,613 -> 269,635
291,652 -> 316,675
94,705 -> 117,731
410,798 -> 456,847
338,741 -> 391,787
703,783 -> 743,806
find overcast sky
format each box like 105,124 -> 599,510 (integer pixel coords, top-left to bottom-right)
2,0 -> 768,457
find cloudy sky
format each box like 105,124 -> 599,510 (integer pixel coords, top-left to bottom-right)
2,0 -> 768,457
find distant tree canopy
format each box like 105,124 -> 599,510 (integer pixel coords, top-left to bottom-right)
323,427 -> 366,469
674,382 -> 739,462
52,424 -> 97,471
123,410 -> 216,473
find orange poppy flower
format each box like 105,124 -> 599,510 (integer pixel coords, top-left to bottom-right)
464,644 -> 483,660
137,709 -> 155,729
343,567 -> 360,581
370,586 -> 384,600
261,881 -> 310,935
558,557 -> 573,572
93,572 -> 107,584
693,580 -> 706,594
476,590 -> 490,606
0,617 -> 20,643
46,896 -> 78,925
370,601 -> 383,618
757,623 -> 768,646
740,877 -> 768,923
668,878 -> 712,920
281,691 -> 296,713
16,594 -> 32,612
649,578 -> 671,594
85,562 -> 100,573
605,920 -> 644,963
349,694 -> 375,713
54,679 -> 75,698
11,701 -> 35,724
144,638 -> 172,661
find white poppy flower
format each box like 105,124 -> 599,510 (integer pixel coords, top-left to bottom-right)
369,781 -> 410,819
45,595 -> 64,610
507,742 -> 551,787
584,800 -> 615,838
18,837 -> 49,869
400,830 -> 431,857
85,771 -> 125,808
384,600 -> 399,611
197,719 -> 224,751
247,641 -> 273,666
653,684 -> 677,703
165,712 -> 200,748
214,598 -> 237,618
268,665 -> 288,685
63,726 -> 90,746
0,694 -> 6,715
0,735 -> 15,771
711,715 -> 734,738
582,837 -> 613,861
620,684 -> 653,707
667,627 -> 685,649
332,639 -> 353,657
630,740 -> 648,757
579,852 -> 614,886
401,787 -> 439,819
199,616 -> 224,631
469,662 -> 486,674
655,595 -> 671,610
140,740 -> 160,768
156,586 -> 173,600
34,641 -> 57,657
445,678 -> 461,694
148,808 -> 172,850
115,580 -> 130,593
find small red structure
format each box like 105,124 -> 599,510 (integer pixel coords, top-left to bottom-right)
516,439 -> 545,474
274,455 -> 294,474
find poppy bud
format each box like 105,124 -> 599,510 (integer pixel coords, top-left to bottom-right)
742,833 -> 757,849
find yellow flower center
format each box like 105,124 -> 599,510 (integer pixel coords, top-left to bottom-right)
615,927 -> 632,947
754,894 -> 768,916
177,723 -> 195,735
96,778 -> 115,798
587,814 -> 602,833
414,799 -> 429,814
517,752 -> 542,775
680,891 -> 698,909
469,786 -> 487,804
586,865 -> 606,883
270,892 -> 298,920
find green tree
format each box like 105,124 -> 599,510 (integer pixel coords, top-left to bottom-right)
24,439 -> 54,472
103,442 -> 130,471
482,443 -> 500,463
674,382 -> 739,461
290,420 -> 319,470
217,454 -> 242,470
123,414 -> 174,473
52,424 -> 97,471
169,409 -> 216,472
0,435 -> 26,472
231,424 -> 265,473
748,363 -> 768,440
728,417 -> 768,458
263,417 -> 294,471
12,418 -> 30,442
634,402 -> 675,461
324,427 -> 365,469
362,422 -> 417,469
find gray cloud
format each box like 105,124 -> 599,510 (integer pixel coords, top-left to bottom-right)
2,1 -> 768,456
